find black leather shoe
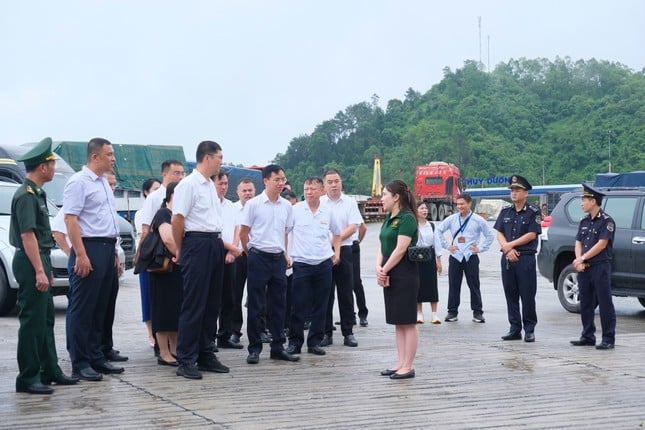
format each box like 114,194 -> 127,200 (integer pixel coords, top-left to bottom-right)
230,334 -> 242,344
501,331 -> 522,341
570,338 -> 595,346
524,332 -> 535,342
320,334 -> 333,346
286,345 -> 301,354
343,334 -> 358,347
595,342 -> 615,350
92,361 -> 124,374
303,320 -> 311,330
72,367 -> 103,381
307,345 -> 326,355
176,364 -> 203,379
157,357 -> 179,367
16,381 -> 54,394
359,317 -> 368,327
104,349 -> 129,362
390,369 -> 415,380
260,331 -> 272,343
270,350 -> 300,362
42,373 -> 80,385
247,352 -> 260,364
197,355 -> 230,373
380,369 -> 397,376
218,338 -> 244,349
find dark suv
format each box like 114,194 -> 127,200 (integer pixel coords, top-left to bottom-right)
537,187 -> 645,312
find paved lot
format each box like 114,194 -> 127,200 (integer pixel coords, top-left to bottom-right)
1,222 -> 644,429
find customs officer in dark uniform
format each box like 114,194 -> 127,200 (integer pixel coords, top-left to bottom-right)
570,184 -> 616,350
494,175 -> 541,342
11,137 -> 78,394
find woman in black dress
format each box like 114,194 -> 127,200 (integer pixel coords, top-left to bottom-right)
376,180 -> 419,380
415,202 -> 443,324
149,182 -> 183,366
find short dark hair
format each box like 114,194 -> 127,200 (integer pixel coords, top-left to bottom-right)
456,193 -> 473,203
280,189 -> 297,200
196,140 -> 222,163
304,176 -> 323,187
238,177 -> 254,186
87,137 -> 112,161
323,168 -> 341,178
161,159 -> 183,174
262,164 -> 284,180
216,169 -> 229,180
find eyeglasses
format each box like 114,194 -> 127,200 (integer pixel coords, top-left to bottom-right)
271,177 -> 287,183
171,170 -> 185,177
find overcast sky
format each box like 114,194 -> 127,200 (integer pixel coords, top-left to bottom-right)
1,0 -> 643,166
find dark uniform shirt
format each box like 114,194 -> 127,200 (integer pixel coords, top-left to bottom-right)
379,210 -> 417,258
493,204 -> 542,254
575,209 -> 614,264
10,179 -> 54,250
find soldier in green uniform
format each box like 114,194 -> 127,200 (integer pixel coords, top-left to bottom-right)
11,137 -> 79,394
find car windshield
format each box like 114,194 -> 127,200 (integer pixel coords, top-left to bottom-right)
0,184 -> 59,216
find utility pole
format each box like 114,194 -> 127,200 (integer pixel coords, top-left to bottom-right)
607,130 -> 612,173
478,16 -> 482,68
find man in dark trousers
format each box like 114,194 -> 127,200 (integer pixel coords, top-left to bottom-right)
64,138 -> 123,381
494,175 -> 542,343
570,184 -> 616,350
11,137 -> 78,394
172,140 -> 229,379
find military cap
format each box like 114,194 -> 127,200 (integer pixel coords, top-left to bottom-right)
18,137 -> 56,168
508,175 -> 532,190
581,183 -> 604,202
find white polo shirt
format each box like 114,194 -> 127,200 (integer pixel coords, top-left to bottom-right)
221,197 -> 236,244
137,184 -> 167,229
320,193 -> 363,246
241,191 -> 293,253
290,201 -> 341,265
173,170 -> 222,233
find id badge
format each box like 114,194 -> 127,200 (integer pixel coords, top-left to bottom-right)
457,236 -> 466,243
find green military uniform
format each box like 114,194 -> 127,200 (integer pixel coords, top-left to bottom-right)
9,138 -> 64,391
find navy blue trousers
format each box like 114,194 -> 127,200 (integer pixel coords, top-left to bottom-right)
578,262 -> 616,344
351,241 -> 368,319
325,246 -> 355,337
67,239 -> 117,371
501,254 -> 538,334
176,235 -> 224,365
447,254 -> 482,314
289,259 -> 333,348
217,262 -> 236,341
246,252 -> 287,355
231,253 -> 247,337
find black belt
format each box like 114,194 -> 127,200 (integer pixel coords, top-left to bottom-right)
185,231 -> 222,239
249,247 -> 284,259
16,248 -> 51,255
82,237 -> 117,244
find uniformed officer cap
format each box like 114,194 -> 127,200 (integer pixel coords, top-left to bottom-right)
581,183 -> 604,203
508,175 -> 532,191
18,137 -> 56,168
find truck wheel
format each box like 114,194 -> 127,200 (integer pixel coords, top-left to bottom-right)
638,298 -> 645,308
429,204 -> 438,221
0,264 -> 17,316
438,205 -> 446,221
557,264 -> 581,313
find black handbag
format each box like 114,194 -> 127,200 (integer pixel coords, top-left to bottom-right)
133,211 -> 173,274
407,246 -> 432,262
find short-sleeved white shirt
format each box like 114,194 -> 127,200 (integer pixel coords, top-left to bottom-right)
221,198 -> 236,244
241,191 -> 293,253
173,170 -> 222,232
137,184 -> 167,230
320,193 -> 363,246
51,209 -> 71,247
290,201 -> 341,265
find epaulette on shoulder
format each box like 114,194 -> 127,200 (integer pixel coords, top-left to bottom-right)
600,212 -> 610,219
26,185 -> 35,194
527,205 -> 539,213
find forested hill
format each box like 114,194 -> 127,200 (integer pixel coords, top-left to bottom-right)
274,57 -> 645,195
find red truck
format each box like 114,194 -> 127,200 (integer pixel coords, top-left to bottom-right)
414,161 -> 462,221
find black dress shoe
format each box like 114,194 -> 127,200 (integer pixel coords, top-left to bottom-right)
595,342 -> 615,350
260,331 -> 272,343
343,334 -> 358,347
380,369 -> 397,376
92,361 -> 125,374
303,320 -> 311,330
72,367 -> 103,381
320,334 -> 333,346
359,317 -> 368,327
230,334 -> 242,344
218,338 -> 244,349
157,357 -> 179,367
286,345 -> 301,354
42,373 -> 80,385
501,331 -> 522,341
390,369 -> 415,380
247,352 -> 260,364
176,364 -> 203,379
16,381 -> 54,394
570,338 -> 596,346
270,350 -> 300,362
307,346 -> 326,355
197,355 -> 230,373
524,332 -> 535,342
105,349 -> 129,362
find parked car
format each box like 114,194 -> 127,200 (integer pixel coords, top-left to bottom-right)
537,187 -> 645,312
0,144 -> 136,269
